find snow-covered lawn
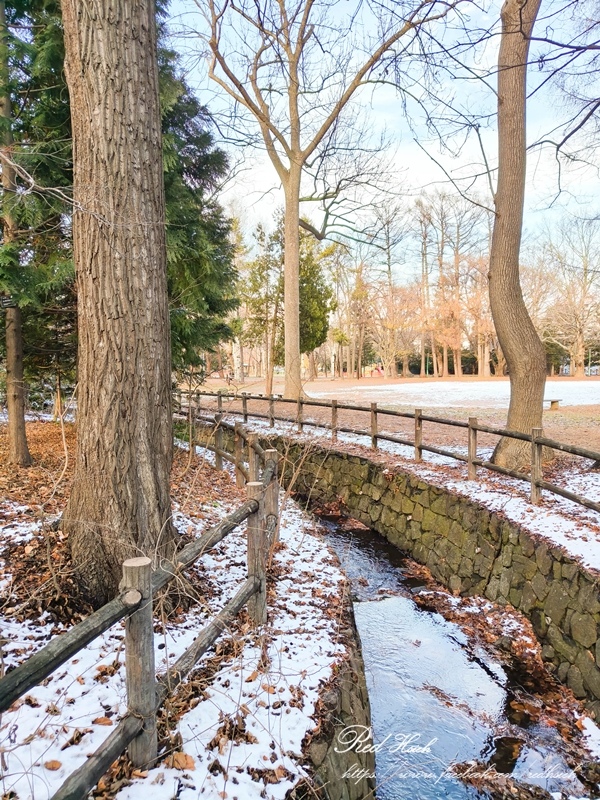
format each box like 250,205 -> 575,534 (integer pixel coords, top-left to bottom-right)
310,378 -> 600,409
0,485 -> 347,800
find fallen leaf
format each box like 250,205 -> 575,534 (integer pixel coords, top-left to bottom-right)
166,752 -> 195,771
92,716 -> 113,726
44,760 -> 62,771
262,683 -> 276,694
245,670 -> 259,682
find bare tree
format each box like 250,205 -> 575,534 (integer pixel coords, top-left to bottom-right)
198,0 -> 461,399
488,0 -> 545,468
61,0 -> 175,604
542,218 -> 600,376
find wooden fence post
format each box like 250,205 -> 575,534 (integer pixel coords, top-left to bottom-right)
246,482 -> 267,625
242,393 -> 248,423
248,433 -> 260,482
214,413 -> 224,471
217,391 -> 223,414
264,448 -> 279,546
468,417 -> 478,481
331,399 -> 338,442
415,409 -> 423,462
123,557 -> 157,768
371,403 -> 378,450
234,422 -> 245,488
531,428 -> 543,504
269,395 -> 275,428
297,397 -> 304,433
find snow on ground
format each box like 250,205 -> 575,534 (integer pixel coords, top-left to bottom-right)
310,379 -> 600,409
217,414 -> 600,574
0,488 -> 347,800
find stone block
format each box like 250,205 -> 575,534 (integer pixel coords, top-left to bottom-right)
568,665 -> 587,698
519,531 -> 536,557
576,650 -> 600,699
520,582 -> 538,614
571,613 -> 598,649
448,521 -> 467,548
547,624 -> 579,663
422,509 -> 437,531
458,558 -> 474,579
501,544 -> 513,568
430,494 -> 448,515
544,582 -> 570,627
562,562 -> 579,581
531,572 -> 549,601
401,497 -> 415,515
511,555 -> 538,582
535,543 -> 552,576
485,576 -> 499,602
509,588 -> 522,607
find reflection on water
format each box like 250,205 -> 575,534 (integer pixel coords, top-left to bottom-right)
323,522 -> 588,800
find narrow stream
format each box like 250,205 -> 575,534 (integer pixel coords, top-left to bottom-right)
320,517 -> 590,800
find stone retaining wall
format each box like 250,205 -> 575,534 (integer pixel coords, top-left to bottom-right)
271,437 -> 600,717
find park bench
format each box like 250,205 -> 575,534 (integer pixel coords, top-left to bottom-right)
544,398 -> 562,410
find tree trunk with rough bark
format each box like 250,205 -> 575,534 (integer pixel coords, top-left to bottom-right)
283,168 -> 302,398
0,1 -> 32,467
489,0 -> 546,468
61,0 -> 175,605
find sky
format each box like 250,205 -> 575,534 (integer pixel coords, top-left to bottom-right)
164,0 -> 599,247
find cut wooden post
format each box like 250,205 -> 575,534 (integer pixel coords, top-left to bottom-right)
248,433 -> 260,482
331,399 -> 338,442
214,413 -> 224,471
234,422 -> 245,488
415,408 -> 423,462
468,417 -> 478,481
123,557 -> 157,768
531,427 -> 543,505
264,448 -> 279,546
246,482 -> 267,625
370,403 -> 378,450
297,397 -> 304,433
242,393 -> 248,423
269,395 -> 275,428
217,390 -> 223,414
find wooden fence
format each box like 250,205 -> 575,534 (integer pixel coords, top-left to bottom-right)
0,443 -> 279,800
175,390 -> 600,518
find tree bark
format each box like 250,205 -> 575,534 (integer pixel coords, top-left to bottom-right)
489,0 -> 546,468
61,0 -> 175,605
283,167 -> 302,398
0,0 -> 32,467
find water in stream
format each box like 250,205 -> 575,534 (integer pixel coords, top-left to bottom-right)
320,519 -> 591,800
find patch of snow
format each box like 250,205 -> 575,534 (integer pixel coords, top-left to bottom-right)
0,495 -> 347,800
309,379 -> 600,409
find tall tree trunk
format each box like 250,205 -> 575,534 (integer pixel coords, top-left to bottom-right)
61,0 -> 175,605
402,354 -> 410,378
442,345 -> 449,377
308,350 -> 317,381
430,333 -> 439,377
454,347 -> 463,377
0,1 -> 32,467
483,337 -> 491,378
420,335 -> 427,377
489,0 -> 545,468
283,167 -> 302,399
232,338 -> 244,383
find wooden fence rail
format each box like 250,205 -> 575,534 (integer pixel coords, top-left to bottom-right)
0,434 -> 280,800
177,390 -> 600,518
